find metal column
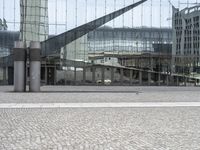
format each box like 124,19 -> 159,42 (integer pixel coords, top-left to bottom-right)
54,66 -> 57,85
92,66 -> 96,84
3,67 -> 7,85
120,68 -> 123,85
158,73 -> 161,86
111,67 -> 114,85
14,41 -> 26,92
8,67 -> 14,85
166,75 -> 169,86
195,79 -> 197,86
101,66 -> 105,85
130,70 -> 133,85
29,41 -> 41,92
176,77 -> 179,86
150,58 -> 154,71
184,76 -> 187,86
74,67 -> 77,85
170,76 -> 175,86
148,72 -> 151,86
139,71 -> 142,85
83,67 -> 86,84
45,65 -> 48,85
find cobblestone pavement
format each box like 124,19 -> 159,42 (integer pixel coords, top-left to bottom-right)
1,108 -> 200,149
1,86 -> 200,149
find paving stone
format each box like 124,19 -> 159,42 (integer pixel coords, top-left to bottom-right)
0,108 -> 200,149
0,86 -> 200,149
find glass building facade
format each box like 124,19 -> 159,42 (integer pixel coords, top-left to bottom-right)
1,0 -> 199,85
88,27 -> 172,53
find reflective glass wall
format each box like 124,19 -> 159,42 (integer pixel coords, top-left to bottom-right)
0,0 -> 200,85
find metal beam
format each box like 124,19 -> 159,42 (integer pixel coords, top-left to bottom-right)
41,0 -> 147,57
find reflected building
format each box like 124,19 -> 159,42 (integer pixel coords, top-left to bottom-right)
172,5 -> 200,73
172,5 -> 200,56
0,27 -> 172,60
87,27 -> 172,69
88,26 -> 172,53
61,35 -> 89,62
0,19 -> 9,58
61,27 -> 172,66
20,0 -> 49,42
0,27 -> 172,84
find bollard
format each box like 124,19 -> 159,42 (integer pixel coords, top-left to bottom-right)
14,41 -> 26,92
29,41 -> 41,92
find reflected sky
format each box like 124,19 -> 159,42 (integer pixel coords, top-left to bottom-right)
0,0 -> 199,34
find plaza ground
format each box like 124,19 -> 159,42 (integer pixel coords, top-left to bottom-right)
0,86 -> 200,149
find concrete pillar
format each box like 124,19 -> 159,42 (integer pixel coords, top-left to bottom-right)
74,67 -> 77,85
130,70 -> 133,85
148,72 -> 151,86
101,66 -> 105,85
120,68 -> 123,85
92,66 -> 96,84
158,73 -> 161,86
139,71 -> 142,85
111,67 -> 114,85
29,41 -> 41,92
83,67 -> 86,84
14,41 -> 26,92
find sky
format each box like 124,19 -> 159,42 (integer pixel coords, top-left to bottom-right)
0,0 -> 199,34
